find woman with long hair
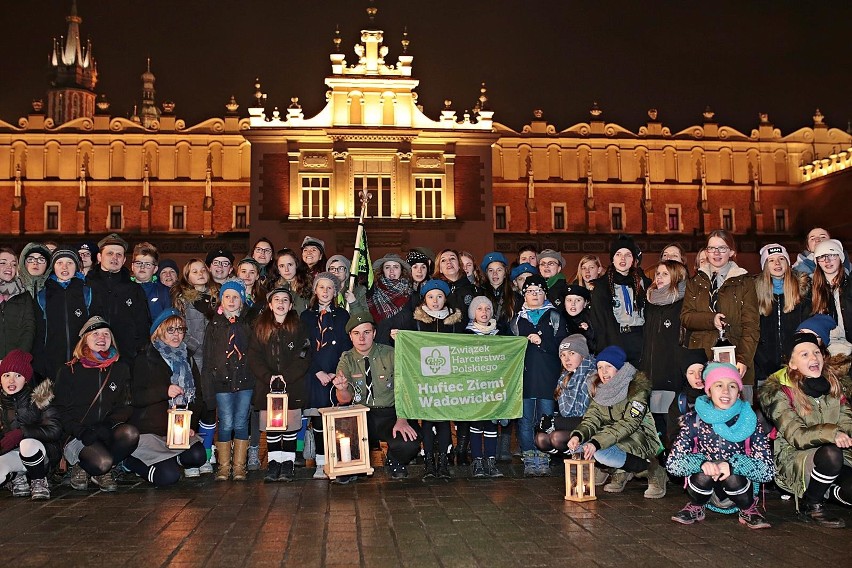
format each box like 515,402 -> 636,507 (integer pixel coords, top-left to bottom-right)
753,244 -> 810,385
574,254 -> 604,291
481,251 -> 515,330
368,253 -> 413,345
270,249 -> 312,315
460,251 -> 484,287
251,237 -> 276,286
809,239 -> 852,358
249,287 -> 313,482
681,230 -> 759,403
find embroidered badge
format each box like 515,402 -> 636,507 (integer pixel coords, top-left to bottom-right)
126,298 -> 132,307
464,294 -> 473,306
287,341 -> 294,350
109,382 -> 117,392
629,400 -> 646,418
663,319 -> 671,328
75,309 -> 82,317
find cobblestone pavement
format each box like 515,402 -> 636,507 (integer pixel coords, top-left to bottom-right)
2,464 -> 851,568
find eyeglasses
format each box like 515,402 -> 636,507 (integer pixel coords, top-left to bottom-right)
706,246 -> 730,254
78,251 -> 91,258
539,261 -> 560,268
817,254 -> 840,262
328,266 -> 347,274
26,256 -> 47,265
524,288 -> 546,295
254,247 -> 273,255
165,326 -> 187,335
211,260 -> 231,267
133,261 -> 156,269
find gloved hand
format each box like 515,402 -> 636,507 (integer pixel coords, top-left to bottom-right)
538,414 -> 555,434
0,428 -> 24,453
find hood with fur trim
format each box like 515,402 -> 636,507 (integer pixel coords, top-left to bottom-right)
413,305 -> 464,325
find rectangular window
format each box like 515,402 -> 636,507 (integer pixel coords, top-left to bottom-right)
353,175 -> 392,218
301,176 -> 330,219
611,205 -> 624,231
45,203 -> 60,231
774,208 -> 787,232
553,205 -> 565,230
234,205 -> 248,230
721,208 -> 734,231
109,205 -> 123,231
414,177 -> 443,220
667,206 -> 681,232
495,205 -> 507,230
171,205 -> 185,231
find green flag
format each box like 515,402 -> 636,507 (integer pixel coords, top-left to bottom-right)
355,226 -> 374,288
394,331 -> 526,421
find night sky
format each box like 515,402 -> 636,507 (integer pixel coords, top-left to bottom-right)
1,1 -> 850,136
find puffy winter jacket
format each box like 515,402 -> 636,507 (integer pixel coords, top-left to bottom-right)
248,323 -> 313,409
0,283 -> 35,358
0,380 -> 62,467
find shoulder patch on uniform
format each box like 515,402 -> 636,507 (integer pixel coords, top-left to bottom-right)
629,400 -> 646,418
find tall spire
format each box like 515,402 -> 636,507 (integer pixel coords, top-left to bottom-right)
47,0 -> 98,124
140,57 -> 161,128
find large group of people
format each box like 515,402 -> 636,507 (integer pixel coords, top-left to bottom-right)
1,228 -> 851,531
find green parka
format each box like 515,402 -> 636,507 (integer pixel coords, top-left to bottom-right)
570,369 -> 661,459
758,367 -> 852,497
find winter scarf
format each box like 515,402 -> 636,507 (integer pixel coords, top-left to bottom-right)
466,319 -> 498,335
693,395 -> 757,443
154,339 -> 195,405
519,300 -> 555,326
590,362 -> 636,406
802,376 -> 831,398
0,277 -> 26,302
646,279 -> 686,306
772,277 -> 784,295
423,306 -> 450,320
77,347 -> 120,369
368,276 -> 412,322
546,273 -> 566,290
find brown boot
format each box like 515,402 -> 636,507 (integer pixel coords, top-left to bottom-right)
214,441 -> 232,481
232,439 -> 250,481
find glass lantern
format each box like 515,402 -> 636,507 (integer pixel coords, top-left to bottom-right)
564,458 -> 597,502
166,406 -> 193,449
712,327 -> 737,364
266,375 -> 289,432
318,405 -> 374,480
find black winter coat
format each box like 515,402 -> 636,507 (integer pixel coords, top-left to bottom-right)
564,310 -> 596,353
131,344 -> 205,436
445,276 -> 479,317
401,305 -> 466,333
0,287 -> 35,359
248,322 -> 313,409
589,270 -> 651,358
86,267 -> 151,360
0,380 -> 62,467
201,312 -> 254,404
640,297 -> 684,392
53,360 -> 133,441
510,307 -> 568,398
754,289 -> 811,384
301,305 -> 351,408
34,276 -> 90,379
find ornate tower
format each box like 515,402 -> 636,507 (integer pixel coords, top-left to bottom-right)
139,58 -> 161,128
47,0 -> 98,125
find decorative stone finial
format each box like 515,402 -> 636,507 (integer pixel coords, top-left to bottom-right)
366,1 -> 377,23
254,78 -> 264,107
225,96 -> 239,114
96,94 -> 110,113
272,107 -> 280,120
647,108 -> 658,121
401,27 -> 410,54
702,105 -> 715,121
333,26 -> 342,51
759,112 -> 770,124
444,99 -> 453,110
289,97 -> 301,109
533,109 -> 543,119
590,101 -> 602,118
31,99 -> 44,112
162,101 -> 175,114
813,108 -> 825,125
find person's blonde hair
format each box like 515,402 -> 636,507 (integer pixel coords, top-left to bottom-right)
575,255 -> 602,289
72,328 -> 119,361
786,357 -> 842,414
151,315 -> 186,343
755,258 -> 804,316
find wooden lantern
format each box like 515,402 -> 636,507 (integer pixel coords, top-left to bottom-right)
564,458 -> 597,502
166,406 -> 193,449
318,405 -> 374,480
712,329 -> 737,364
266,375 -> 289,432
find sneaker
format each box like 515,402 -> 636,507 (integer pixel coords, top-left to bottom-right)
603,470 -> 633,493
30,478 -> 50,500
471,457 -> 486,478
70,464 -> 89,491
535,454 -> 551,477
184,468 -> 201,478
92,473 -> 118,492
644,460 -> 667,499
10,473 -> 30,497
247,445 -> 260,471
798,501 -> 846,529
485,457 -> 504,478
671,503 -> 706,525
387,457 -> 409,480
522,451 -> 537,477
738,502 -> 771,530
313,466 -> 328,480
199,460 -> 214,475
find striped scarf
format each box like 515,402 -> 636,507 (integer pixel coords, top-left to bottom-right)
367,276 -> 412,322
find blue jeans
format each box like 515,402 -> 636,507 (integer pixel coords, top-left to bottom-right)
215,390 -> 253,442
593,445 -> 627,468
519,398 -> 555,453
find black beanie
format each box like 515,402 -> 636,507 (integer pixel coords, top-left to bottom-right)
610,234 -> 640,261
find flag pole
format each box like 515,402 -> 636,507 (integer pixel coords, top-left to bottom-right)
348,187 -> 371,310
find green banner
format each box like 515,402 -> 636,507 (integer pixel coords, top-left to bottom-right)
394,331 -> 526,421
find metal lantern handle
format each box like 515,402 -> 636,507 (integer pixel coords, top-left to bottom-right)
270,375 -> 287,394
169,398 -> 189,411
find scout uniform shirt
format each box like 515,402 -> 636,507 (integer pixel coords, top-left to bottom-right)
337,343 -> 395,408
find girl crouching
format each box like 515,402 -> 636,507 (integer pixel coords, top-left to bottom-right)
667,362 -> 774,528
567,345 -> 666,498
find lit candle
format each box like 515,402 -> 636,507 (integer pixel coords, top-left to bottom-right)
338,436 -> 352,463
173,422 -> 185,445
270,413 -> 284,428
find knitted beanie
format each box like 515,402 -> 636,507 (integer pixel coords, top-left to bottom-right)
702,362 -> 742,394
596,345 -> 627,370
785,331 -> 822,362
536,249 -> 564,268
0,349 -> 34,383
678,347 -> 709,377
759,243 -> 790,269
814,239 -> 845,263
610,234 -> 640,261
559,334 -> 590,359
219,277 -> 246,303
468,296 -> 494,320
521,274 -> 548,294
313,271 -> 341,296
796,314 -> 836,347
326,255 -> 351,272
51,248 -> 81,272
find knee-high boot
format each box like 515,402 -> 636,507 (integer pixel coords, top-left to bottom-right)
214,441 -> 232,481
232,439 -> 250,481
